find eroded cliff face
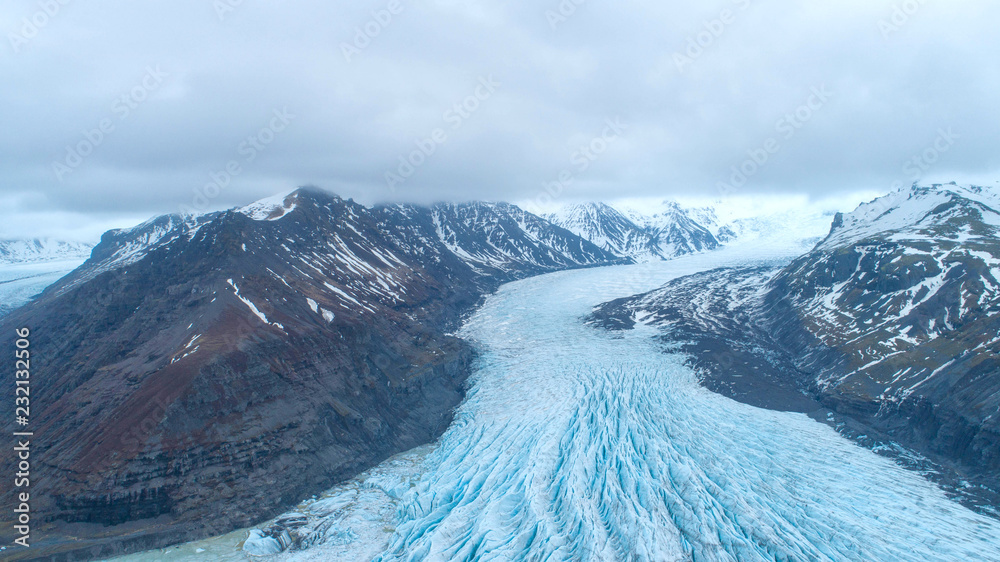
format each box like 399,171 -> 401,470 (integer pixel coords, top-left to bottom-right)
0,188 -> 621,561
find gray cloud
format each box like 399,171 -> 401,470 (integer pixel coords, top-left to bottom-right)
1,0 -> 998,240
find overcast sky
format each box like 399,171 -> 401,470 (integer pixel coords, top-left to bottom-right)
2,0 -> 998,240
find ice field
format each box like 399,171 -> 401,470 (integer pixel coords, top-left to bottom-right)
0,259 -> 82,317
111,244 -> 1000,561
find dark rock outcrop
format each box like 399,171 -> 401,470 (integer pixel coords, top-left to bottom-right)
589,184 -> 1000,517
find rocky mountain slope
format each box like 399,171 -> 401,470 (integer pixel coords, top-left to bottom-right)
0,188 -> 620,561
545,201 -> 719,262
589,183 -> 1000,515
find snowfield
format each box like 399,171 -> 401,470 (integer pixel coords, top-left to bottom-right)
109,242 -> 1000,562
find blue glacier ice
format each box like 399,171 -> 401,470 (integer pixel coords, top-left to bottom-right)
109,246 -> 1000,561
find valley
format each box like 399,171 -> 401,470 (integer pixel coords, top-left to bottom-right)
109,239 -> 1000,561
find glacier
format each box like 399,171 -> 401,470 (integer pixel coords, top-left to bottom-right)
108,241 -> 1000,562
0,259 -> 86,318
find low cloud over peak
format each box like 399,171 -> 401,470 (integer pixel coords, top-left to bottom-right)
2,0 -> 998,239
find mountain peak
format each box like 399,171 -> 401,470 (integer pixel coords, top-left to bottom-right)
237,189 -> 301,221
236,187 -> 347,221
817,182 -> 1000,251
545,201 -> 719,262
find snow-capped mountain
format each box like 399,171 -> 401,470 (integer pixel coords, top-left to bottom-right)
687,203 -> 841,253
769,183 -> 1000,413
420,202 -> 620,278
818,182 -> 1000,250
634,201 -> 720,256
0,238 -> 93,264
0,188 -> 620,560
545,201 -> 720,262
546,196 -> 839,263
589,183 -> 1000,513
544,203 -> 666,262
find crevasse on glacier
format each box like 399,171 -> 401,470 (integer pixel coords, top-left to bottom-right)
372,251 -> 1000,562
112,245 -> 1000,562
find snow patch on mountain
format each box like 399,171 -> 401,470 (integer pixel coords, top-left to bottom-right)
238,190 -> 300,221
818,183 -> 1000,251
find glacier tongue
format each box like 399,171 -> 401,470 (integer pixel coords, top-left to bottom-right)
108,245 -> 1000,562
374,252 -> 1000,561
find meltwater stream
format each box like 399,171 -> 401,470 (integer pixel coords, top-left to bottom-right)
112,246 -> 1000,562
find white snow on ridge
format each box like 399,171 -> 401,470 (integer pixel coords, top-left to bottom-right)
818,183 -> 1000,251
544,193 -> 858,263
56,214 -> 222,294
0,238 -> 93,265
238,190 -> 299,221
306,297 -> 336,323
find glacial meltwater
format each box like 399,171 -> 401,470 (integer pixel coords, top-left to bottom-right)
110,245 -> 1000,561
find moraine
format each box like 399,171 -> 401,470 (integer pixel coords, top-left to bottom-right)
109,242 -> 1000,562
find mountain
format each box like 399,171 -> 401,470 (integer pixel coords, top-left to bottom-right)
0,238 -> 93,317
767,184 -> 1000,480
0,188 -> 619,561
545,201 -> 720,262
589,183 -> 1000,514
0,239 -> 93,265
687,204 -> 841,252
617,200 -> 720,256
419,201 -> 619,279
544,197 -> 833,263
543,203 -> 665,261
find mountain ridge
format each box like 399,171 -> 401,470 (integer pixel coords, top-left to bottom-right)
0,187 -> 622,561
0,238 -> 93,265
588,182 -> 1000,516
544,201 -> 721,262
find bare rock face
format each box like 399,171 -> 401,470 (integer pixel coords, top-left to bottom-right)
589,184 -> 1000,517
0,188 -> 620,561
758,185 -> 1000,500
